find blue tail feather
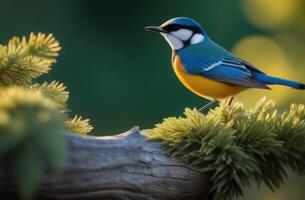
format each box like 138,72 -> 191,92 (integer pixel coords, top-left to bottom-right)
254,73 -> 305,90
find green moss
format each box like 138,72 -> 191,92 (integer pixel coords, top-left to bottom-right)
148,98 -> 305,200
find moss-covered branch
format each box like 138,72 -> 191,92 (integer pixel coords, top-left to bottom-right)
148,98 -> 305,200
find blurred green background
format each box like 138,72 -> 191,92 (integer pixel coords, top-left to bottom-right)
1,0 -> 305,199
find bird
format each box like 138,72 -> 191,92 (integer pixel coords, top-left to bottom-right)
145,17 -> 305,110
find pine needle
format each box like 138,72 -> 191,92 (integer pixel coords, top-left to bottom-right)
0,33 -> 61,86
33,81 -> 69,113
65,115 -> 93,135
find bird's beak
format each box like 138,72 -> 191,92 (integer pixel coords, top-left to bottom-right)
144,26 -> 167,33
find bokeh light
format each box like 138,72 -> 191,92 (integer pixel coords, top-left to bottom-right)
242,0 -> 300,30
237,1 -> 305,198
272,33 -> 305,104
232,36 -> 296,107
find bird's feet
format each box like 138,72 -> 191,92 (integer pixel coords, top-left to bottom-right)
198,100 -> 218,113
227,96 -> 234,106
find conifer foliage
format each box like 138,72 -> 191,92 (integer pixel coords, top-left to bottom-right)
148,98 -> 305,200
0,33 -> 93,199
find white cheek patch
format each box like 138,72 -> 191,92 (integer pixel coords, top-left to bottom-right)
191,33 -> 204,45
161,33 -> 184,50
170,29 -> 193,41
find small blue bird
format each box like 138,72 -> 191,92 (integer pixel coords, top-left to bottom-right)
145,17 -> 305,108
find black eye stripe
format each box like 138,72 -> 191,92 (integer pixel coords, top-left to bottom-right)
162,24 -> 203,34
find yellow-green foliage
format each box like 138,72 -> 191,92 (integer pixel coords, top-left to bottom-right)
148,98 -> 305,200
33,81 -> 69,113
0,87 -> 67,199
0,87 -> 61,152
0,33 -> 94,199
0,33 -> 93,134
65,115 -> 93,135
0,33 -> 57,86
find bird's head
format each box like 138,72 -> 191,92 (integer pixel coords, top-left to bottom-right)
145,17 -> 206,51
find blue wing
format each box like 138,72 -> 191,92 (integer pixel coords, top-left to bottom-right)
179,55 -> 270,89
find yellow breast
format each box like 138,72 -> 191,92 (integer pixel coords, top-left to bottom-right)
173,56 -> 246,100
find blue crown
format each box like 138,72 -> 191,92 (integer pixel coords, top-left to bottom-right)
161,17 -> 205,34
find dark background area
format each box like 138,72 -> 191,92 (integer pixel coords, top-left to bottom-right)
0,0 -> 255,134
1,1 -> 305,199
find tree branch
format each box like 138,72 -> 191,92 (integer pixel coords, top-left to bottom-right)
0,127 -> 210,200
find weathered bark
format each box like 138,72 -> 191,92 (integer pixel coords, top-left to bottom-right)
0,127 -> 210,200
